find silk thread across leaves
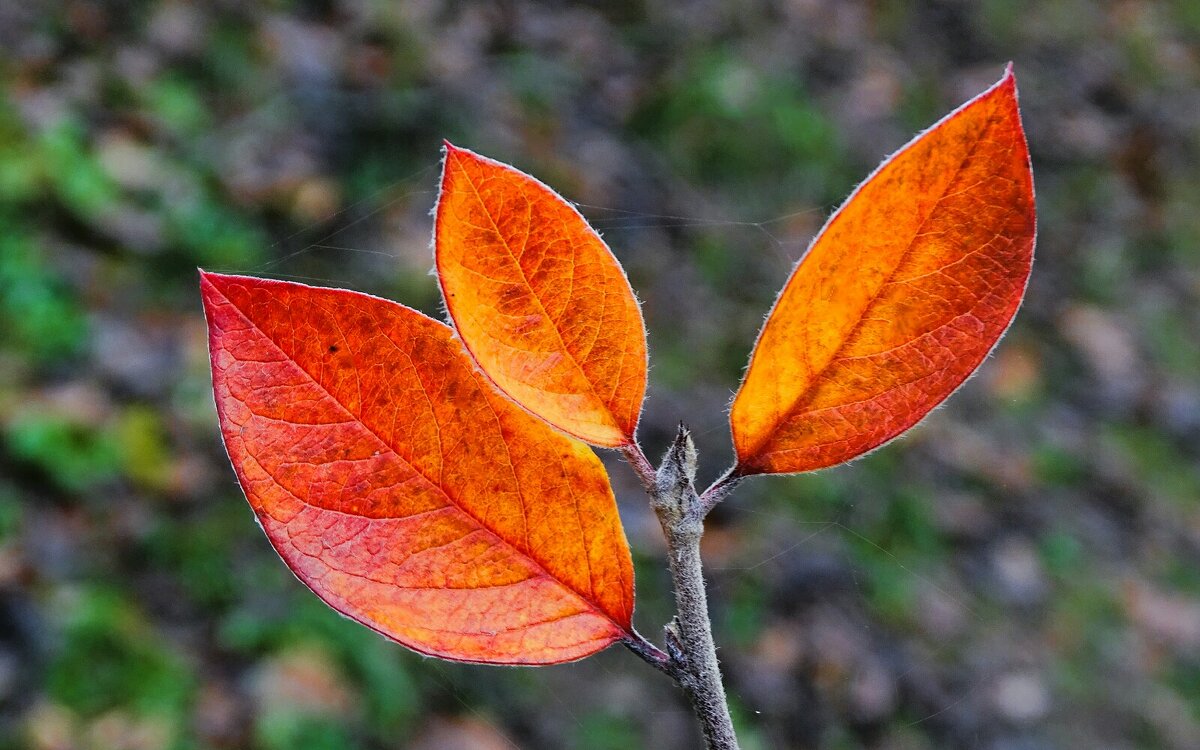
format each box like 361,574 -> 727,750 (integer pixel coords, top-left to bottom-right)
201,65 -> 1035,738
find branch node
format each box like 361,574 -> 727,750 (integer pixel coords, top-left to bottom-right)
654,423 -> 701,529
638,423 -> 741,748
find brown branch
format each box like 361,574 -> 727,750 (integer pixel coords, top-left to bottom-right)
632,425 -> 741,749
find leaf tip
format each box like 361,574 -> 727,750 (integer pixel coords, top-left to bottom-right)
438,141 -> 476,187
198,268 -> 221,294
198,269 -> 239,290
996,62 -> 1019,96
440,141 -> 469,174
441,140 -> 473,163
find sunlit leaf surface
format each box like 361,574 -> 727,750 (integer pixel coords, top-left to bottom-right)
436,144 -> 647,447
202,272 -> 634,664
732,67 -> 1036,475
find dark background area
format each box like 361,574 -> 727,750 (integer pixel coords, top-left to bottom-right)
2,1 -> 1199,748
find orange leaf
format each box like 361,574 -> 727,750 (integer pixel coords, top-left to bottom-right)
201,272 -> 634,664
435,143 -> 647,448
731,66 -> 1036,475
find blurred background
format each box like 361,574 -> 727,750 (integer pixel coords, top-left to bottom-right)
1,1 -> 1198,748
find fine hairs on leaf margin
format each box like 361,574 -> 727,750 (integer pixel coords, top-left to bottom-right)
201,65 -> 1035,749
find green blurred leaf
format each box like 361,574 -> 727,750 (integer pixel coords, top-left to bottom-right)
38,121 -> 121,220
144,503 -> 247,608
4,412 -> 120,492
257,713 -> 356,750
143,76 -> 211,136
0,227 -> 88,363
0,484 -> 21,541
1106,424 -> 1200,507
573,712 -> 640,750
165,195 -> 265,268
631,53 -> 850,206
47,587 -> 194,719
115,406 -> 173,491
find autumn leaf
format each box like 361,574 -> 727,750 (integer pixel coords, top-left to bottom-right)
435,143 -> 647,448
731,66 -> 1036,475
201,272 -> 634,664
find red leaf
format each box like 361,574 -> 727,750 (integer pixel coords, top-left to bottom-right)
201,272 -> 634,664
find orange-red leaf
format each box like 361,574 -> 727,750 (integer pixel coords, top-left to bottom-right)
435,143 -> 647,448
731,67 -> 1036,475
201,272 -> 634,664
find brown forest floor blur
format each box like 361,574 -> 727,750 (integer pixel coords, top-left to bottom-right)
1,1 -> 1199,749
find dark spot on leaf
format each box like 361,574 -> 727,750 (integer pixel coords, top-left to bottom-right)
329,345 -> 339,353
